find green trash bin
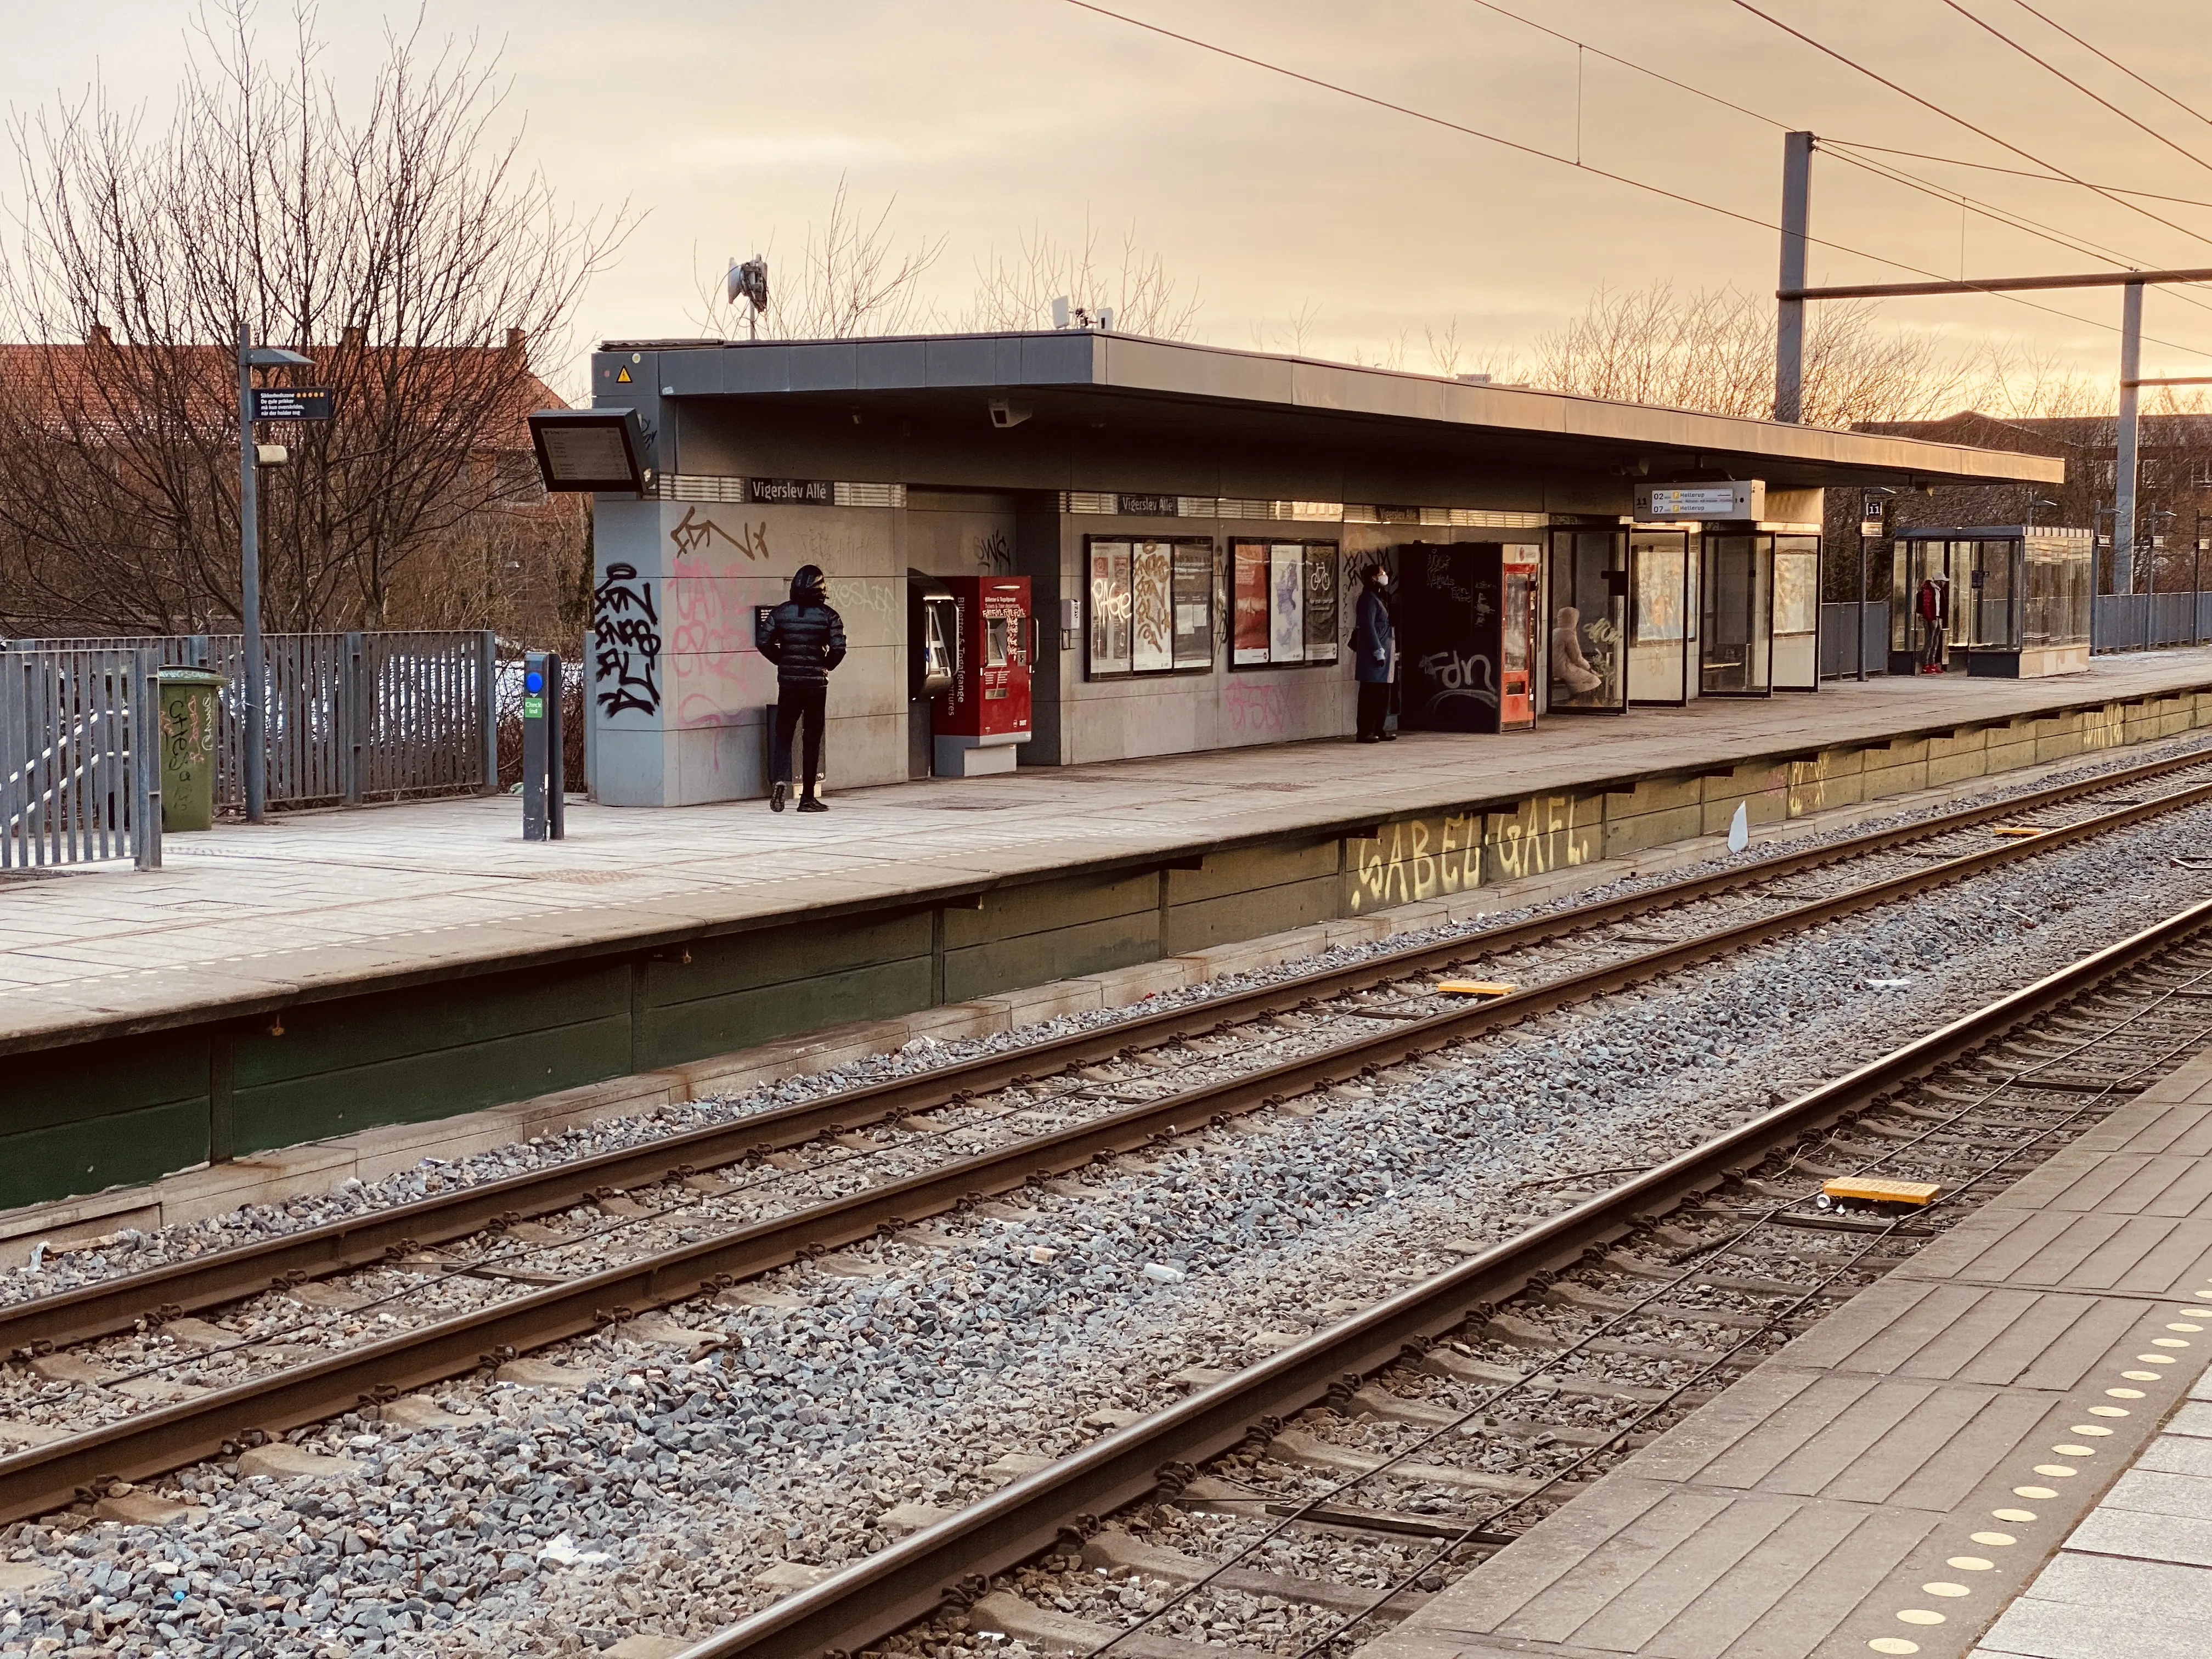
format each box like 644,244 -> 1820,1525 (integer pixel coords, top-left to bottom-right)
156,666 -> 229,832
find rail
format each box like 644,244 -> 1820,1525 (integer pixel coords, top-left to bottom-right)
669,893 -> 2212,1659
0,753 -> 2206,1523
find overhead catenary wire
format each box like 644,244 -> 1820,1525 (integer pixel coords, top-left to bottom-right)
1725,0 -> 2212,258
2001,0 -> 2212,140
1459,0 -> 2212,312
1057,0 -> 2212,364
1821,140 -> 2212,212
1930,0 -> 2212,181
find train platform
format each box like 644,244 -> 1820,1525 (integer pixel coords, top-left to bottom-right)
3,647 -> 2211,1220
1348,1043 -> 2212,1659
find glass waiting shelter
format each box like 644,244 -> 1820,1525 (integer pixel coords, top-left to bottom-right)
1545,528 -> 1629,714
1696,531 -> 1821,697
1891,527 -> 2092,678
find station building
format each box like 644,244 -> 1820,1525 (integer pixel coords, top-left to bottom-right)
580,330 -> 2061,806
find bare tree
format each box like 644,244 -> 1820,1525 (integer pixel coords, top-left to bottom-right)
969,217 -> 1200,338
1519,281 -> 1976,427
694,177 -> 944,341
0,1 -> 623,634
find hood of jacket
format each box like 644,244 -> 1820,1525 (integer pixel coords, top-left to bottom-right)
790,564 -> 828,604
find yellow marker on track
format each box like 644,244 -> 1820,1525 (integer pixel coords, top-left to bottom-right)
1437,980 -> 1517,998
1991,826 -> 2045,837
1822,1175 -> 1941,1210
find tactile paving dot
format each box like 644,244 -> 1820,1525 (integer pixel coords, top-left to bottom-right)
2053,1444 -> 2096,1457
2013,1486 -> 2059,1499
2107,1388 -> 2147,1399
1897,1609 -> 1947,1625
1866,1641 -> 1920,1655
1993,1509 -> 2039,1523
1921,1582 -> 1971,1598
2123,1370 -> 2162,1381
2089,1406 -> 2131,1418
2140,1352 -> 2180,1362
1971,1532 -> 2018,1547
2033,1465 -> 2078,1477
2070,1424 -> 2117,1436
1948,1557 -> 1996,1571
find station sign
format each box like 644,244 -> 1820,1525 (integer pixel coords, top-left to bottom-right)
250,386 -> 336,421
747,477 -> 834,505
1635,479 -> 1764,521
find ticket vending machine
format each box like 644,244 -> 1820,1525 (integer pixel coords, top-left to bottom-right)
932,575 -> 1032,776
1395,543 -> 1541,733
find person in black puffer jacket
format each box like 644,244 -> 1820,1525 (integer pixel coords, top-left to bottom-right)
758,564 -> 847,812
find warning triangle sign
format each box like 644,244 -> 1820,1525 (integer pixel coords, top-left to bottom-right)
616,366 -> 631,383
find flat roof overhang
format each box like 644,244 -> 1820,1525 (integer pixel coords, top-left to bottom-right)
605,330 -> 2065,493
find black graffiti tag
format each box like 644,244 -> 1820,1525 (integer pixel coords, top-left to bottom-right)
592,562 -> 663,718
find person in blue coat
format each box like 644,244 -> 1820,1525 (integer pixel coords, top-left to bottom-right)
758,564 -> 847,811
1351,562 -> 1396,743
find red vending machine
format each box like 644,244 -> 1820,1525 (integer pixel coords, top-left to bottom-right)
932,576 -> 1032,777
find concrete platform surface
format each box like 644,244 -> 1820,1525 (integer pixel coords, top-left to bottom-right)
1349,1036 -> 2212,1658
3,647 -> 2209,1058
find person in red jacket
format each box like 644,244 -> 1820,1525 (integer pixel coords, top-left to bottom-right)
1915,576 -> 1948,673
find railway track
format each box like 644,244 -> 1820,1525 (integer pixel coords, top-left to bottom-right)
1,746 -> 2209,1529
664,895 -> 2212,1659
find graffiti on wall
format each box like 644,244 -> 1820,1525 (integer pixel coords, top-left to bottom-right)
1485,794 -> 1599,883
1346,814 -> 1482,913
969,528 -> 1013,574
668,550 -> 749,727
1224,680 -> 1293,736
671,507 -> 770,564
592,563 -> 663,718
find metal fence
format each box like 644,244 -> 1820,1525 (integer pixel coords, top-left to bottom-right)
3,631 -> 497,812
2,647 -> 160,870
2092,592 -> 2212,654
1819,601 -> 1891,678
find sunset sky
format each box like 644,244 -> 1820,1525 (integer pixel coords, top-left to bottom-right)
14,0 -> 2212,393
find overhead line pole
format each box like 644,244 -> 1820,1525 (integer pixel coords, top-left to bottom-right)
2117,283 -> 2143,595
1781,257 -> 2212,605
1775,132 -> 1814,424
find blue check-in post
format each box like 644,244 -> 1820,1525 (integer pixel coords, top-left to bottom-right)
521,650 -> 566,842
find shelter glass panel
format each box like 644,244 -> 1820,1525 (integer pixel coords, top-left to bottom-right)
1772,534 -> 1820,692
1627,529 -> 1692,705
1701,534 -> 1773,695
1545,529 -> 1628,714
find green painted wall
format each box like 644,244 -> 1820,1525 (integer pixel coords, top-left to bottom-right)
2,686 -> 2207,1214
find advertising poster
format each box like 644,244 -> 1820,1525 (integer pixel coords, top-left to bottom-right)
1233,541 -> 1270,665
1302,543 -> 1340,663
1269,543 -> 1305,664
1774,550 -> 1819,635
1172,543 -> 1214,668
1088,540 -> 1132,675
1632,541 -> 1686,642
1131,541 -> 1173,673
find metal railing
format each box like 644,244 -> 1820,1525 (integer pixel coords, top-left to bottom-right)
1,647 -> 160,870
1819,601 -> 1891,677
3,631 -> 497,812
2092,592 -> 2212,653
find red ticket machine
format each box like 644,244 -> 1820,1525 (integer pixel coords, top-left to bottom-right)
932,575 -> 1032,776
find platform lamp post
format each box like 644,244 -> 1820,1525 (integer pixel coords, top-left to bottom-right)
237,329 -> 316,823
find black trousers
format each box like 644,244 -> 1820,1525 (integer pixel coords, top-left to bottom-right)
1356,681 -> 1391,740
772,681 -> 827,790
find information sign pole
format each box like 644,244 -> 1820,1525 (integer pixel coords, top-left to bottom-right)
236,323 -> 267,823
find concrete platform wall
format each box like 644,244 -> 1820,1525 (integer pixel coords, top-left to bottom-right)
5,685 -> 2208,1214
